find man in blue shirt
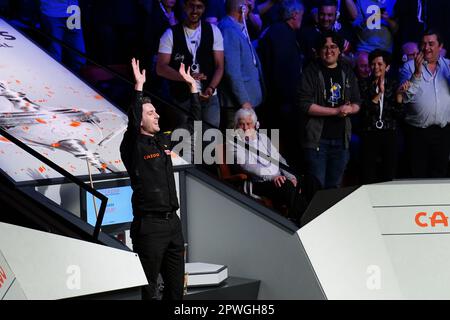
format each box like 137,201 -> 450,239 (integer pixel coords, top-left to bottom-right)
400,29 -> 450,178
219,0 -> 264,128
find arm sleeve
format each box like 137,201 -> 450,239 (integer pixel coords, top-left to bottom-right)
211,24 -> 224,51
399,62 -> 422,103
158,28 -> 173,54
222,27 -> 250,105
348,69 -> 362,106
297,67 -> 317,114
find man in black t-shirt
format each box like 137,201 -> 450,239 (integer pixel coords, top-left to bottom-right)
320,63 -> 346,140
297,31 -> 361,189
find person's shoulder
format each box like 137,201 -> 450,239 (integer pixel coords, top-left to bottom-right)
440,57 -> 450,65
218,16 -> 232,28
300,24 -> 316,34
209,23 -> 221,32
402,59 -> 415,70
157,131 -> 172,144
303,61 -> 320,74
209,23 -> 224,38
160,27 -> 173,39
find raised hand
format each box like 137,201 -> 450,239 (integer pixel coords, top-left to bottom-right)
398,81 -> 412,94
131,58 -> 146,90
414,52 -> 424,78
179,63 -> 198,93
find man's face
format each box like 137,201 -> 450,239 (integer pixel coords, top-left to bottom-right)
356,52 -> 371,79
320,37 -> 340,67
371,56 -> 389,79
184,0 -> 205,25
291,10 -> 304,30
402,42 -> 419,61
421,34 -> 443,63
318,6 -> 337,31
237,115 -> 255,132
141,103 -> 160,136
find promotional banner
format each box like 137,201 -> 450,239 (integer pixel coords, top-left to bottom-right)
0,18 -> 128,183
0,249 -> 26,300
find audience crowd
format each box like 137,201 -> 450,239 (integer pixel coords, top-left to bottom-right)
2,0 -> 450,222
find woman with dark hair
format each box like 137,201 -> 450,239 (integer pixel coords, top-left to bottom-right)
358,49 -> 409,184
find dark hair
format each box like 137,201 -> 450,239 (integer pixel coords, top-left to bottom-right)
316,31 -> 344,52
368,49 -> 391,66
142,96 -> 152,105
317,0 -> 338,9
422,28 -> 443,45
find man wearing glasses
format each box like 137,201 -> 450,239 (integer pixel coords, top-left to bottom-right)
297,32 -> 361,189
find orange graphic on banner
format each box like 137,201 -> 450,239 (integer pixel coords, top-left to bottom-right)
35,118 -> 47,124
0,266 -> 6,289
415,211 -> 449,228
70,121 -> 81,127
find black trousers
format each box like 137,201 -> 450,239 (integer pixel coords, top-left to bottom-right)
131,213 -> 185,300
405,124 -> 450,178
253,177 -> 317,224
361,130 -> 398,184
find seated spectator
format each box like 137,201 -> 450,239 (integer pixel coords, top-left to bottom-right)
350,0 -> 398,53
226,108 -> 317,225
156,0 -> 224,128
218,0 -> 264,129
358,49 -> 407,184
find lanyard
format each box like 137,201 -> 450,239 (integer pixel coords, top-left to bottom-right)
241,9 -> 257,66
375,82 -> 385,129
159,1 -> 168,16
183,25 -> 201,65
